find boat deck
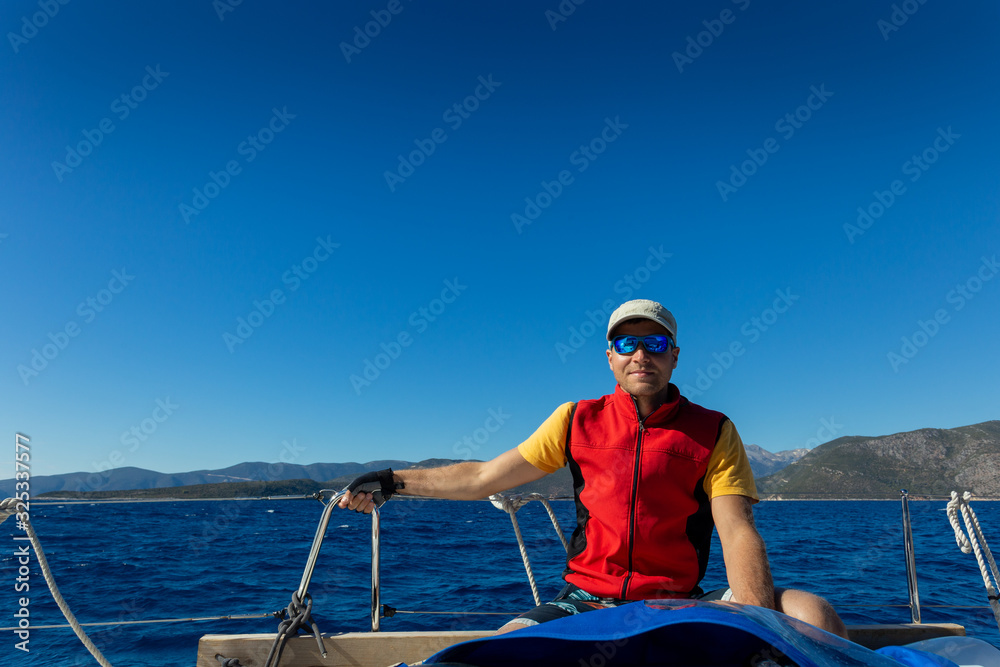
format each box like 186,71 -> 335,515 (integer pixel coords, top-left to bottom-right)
196,622 -> 966,667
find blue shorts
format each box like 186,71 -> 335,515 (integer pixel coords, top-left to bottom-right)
510,583 -> 732,627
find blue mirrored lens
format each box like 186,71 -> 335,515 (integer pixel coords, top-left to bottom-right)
612,335 -> 672,354
613,336 -> 639,353
643,336 -> 669,353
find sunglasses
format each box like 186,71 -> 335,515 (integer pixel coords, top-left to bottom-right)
610,334 -> 674,354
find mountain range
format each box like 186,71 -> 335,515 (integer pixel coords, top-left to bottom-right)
756,420 -> 1000,498
5,420 -> 996,500
744,444 -> 809,478
0,460 -> 415,497
2,447 -> 800,499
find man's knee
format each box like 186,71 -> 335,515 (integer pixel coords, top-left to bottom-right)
774,588 -> 847,638
495,620 -> 532,635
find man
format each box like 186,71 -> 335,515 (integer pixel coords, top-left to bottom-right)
340,299 -> 847,637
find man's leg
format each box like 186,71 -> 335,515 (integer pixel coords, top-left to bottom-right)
496,584 -> 610,634
496,620 -> 530,635
774,587 -> 848,638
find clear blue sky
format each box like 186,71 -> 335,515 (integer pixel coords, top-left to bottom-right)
3,0 -> 998,477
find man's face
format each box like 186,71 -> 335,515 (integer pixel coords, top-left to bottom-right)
606,319 -> 679,398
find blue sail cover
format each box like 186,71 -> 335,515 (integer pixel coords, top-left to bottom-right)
415,600 -> 957,667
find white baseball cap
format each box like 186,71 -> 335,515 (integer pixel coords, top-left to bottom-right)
606,299 -> 677,343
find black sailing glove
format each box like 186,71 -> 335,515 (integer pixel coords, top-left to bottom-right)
345,468 -> 401,510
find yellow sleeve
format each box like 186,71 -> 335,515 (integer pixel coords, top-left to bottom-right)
703,420 -> 759,502
517,402 -> 575,474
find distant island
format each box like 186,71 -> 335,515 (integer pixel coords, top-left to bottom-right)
33,467 -> 576,502
7,420 -> 998,501
756,420 -> 1000,500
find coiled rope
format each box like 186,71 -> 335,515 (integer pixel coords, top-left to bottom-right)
489,493 -> 569,606
946,490 -> 1000,631
263,590 -> 326,667
0,497 -> 113,667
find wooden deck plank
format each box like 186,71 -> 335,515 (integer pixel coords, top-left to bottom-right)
197,630 -> 493,667
198,623 -> 967,666
846,622 -> 965,649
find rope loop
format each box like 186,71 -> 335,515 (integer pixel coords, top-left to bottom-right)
264,591 -> 327,667
947,491 -> 973,554
490,493 -> 527,513
0,496 -> 24,523
946,490 -> 1000,633
0,496 -> 21,509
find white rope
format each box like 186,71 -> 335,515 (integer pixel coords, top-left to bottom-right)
0,496 -> 23,523
534,496 -> 571,553
489,493 -> 569,606
947,491 -> 972,553
946,491 -> 1000,632
0,497 -> 114,667
959,492 -> 1000,599
490,493 -> 527,513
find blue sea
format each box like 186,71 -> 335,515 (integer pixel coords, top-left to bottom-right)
2,498 -> 1000,666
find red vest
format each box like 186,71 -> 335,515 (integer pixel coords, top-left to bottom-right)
563,383 -> 727,600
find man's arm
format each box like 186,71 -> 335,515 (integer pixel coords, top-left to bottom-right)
711,494 -> 775,609
338,447 -> 549,512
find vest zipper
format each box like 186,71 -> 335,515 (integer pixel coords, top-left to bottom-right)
621,400 -> 647,599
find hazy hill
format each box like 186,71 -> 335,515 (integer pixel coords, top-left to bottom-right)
757,420 -> 1000,498
21,445 -> 791,502
38,478 -> 326,500
36,466 -> 575,501
744,444 -> 809,478
8,444 -> 806,500
15,420 -> 997,502
0,460 -> 414,497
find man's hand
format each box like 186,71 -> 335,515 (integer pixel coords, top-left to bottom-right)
337,469 -> 399,513
338,488 -> 378,513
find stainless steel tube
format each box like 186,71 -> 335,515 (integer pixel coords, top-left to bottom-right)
900,489 -> 922,624
371,506 -> 381,632
294,489 -> 382,632
296,490 -> 346,601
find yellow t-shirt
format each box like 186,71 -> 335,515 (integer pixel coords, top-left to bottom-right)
517,402 -> 759,501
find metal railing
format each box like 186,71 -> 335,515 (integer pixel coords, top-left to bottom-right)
292,490 -> 926,632
901,489 -> 921,624
295,489 -> 382,632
